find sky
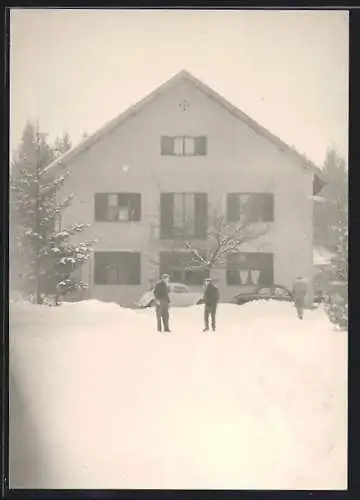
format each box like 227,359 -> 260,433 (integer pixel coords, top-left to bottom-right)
10,9 -> 349,166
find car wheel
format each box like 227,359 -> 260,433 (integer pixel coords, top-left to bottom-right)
196,299 -> 204,305
147,299 -> 155,308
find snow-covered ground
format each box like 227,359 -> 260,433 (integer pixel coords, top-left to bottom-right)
9,299 -> 347,490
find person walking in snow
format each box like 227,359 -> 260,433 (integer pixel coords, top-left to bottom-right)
292,276 -> 308,320
154,274 -> 171,333
203,278 -> 220,332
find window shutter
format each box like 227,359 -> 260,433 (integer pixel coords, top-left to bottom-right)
195,136 -> 207,156
94,194 -> 108,221
127,252 -> 141,285
262,193 -> 274,222
194,193 -> 208,239
255,253 -> 274,285
124,193 -> 141,221
227,194 -> 240,222
160,193 -> 174,239
94,252 -> 107,284
161,136 -> 174,155
133,193 -> 141,221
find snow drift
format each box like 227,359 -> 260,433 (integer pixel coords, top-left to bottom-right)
9,299 -> 347,490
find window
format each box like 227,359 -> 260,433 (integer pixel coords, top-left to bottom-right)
227,193 -> 274,223
161,136 -> 207,156
94,252 -> 141,285
160,251 -> 208,286
95,193 -> 141,222
172,284 -> 189,294
160,193 -> 208,239
226,252 -> 274,286
273,286 -> 291,298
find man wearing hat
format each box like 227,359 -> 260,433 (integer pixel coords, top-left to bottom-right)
154,274 -> 171,332
203,277 -> 220,332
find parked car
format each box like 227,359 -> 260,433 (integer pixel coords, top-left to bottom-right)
136,282 -> 204,308
230,284 -> 323,307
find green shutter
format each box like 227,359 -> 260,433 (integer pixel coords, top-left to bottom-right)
194,193 -> 208,239
160,193 -> 174,239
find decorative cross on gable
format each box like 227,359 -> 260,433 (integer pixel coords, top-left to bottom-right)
178,100 -> 191,111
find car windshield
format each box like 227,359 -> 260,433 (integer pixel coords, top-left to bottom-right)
274,287 -> 290,297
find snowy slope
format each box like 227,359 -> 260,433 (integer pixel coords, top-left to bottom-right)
9,299 -> 347,490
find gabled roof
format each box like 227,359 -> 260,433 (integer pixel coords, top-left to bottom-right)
44,69 -> 327,193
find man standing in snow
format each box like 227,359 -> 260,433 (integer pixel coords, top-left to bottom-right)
203,278 -> 220,332
292,276 -> 308,320
154,274 -> 171,333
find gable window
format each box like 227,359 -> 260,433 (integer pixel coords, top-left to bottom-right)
160,193 -> 207,239
95,193 -> 141,222
160,251 -> 208,286
227,193 -> 274,223
94,251 -> 141,285
226,252 -> 274,286
161,136 -> 207,156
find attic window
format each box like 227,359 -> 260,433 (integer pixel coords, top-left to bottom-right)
161,136 -> 207,156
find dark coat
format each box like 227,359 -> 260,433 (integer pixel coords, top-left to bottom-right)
154,280 -> 170,303
292,280 -> 308,304
203,283 -> 220,306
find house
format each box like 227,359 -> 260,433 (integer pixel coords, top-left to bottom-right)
46,70 -> 327,306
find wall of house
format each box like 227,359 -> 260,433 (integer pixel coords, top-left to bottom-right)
59,77 -> 314,306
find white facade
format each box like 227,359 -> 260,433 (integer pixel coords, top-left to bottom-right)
55,71 -> 324,306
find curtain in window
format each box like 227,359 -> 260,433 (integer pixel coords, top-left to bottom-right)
160,194 -> 174,238
174,137 -> 184,156
184,137 -> 195,155
194,193 -> 208,239
184,194 -> 195,235
226,252 -> 274,286
173,194 -> 184,232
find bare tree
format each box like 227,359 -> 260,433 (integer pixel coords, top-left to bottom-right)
172,205 -> 270,279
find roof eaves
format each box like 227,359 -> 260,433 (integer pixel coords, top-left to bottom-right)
185,72 -> 327,181
43,69 -> 328,191
43,69 -> 188,174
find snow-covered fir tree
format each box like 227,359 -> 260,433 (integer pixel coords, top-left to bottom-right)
54,132 -> 72,156
323,200 -> 348,330
314,147 -> 348,330
10,122 -> 95,305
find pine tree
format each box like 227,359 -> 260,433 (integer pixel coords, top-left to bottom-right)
10,122 -> 94,305
54,132 -> 72,156
314,147 -> 348,250
315,148 -> 348,330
